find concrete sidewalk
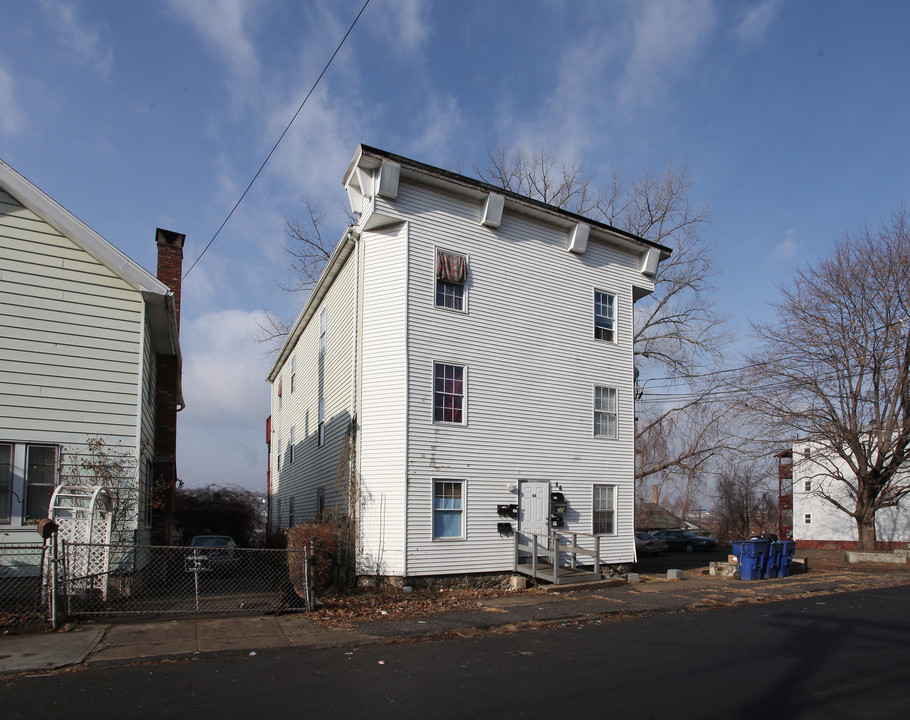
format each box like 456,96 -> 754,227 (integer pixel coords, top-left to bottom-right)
3,568 -> 909,677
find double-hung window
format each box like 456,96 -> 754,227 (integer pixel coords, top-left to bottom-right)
594,386 -> 618,438
290,356 -> 296,393
433,480 -> 464,539
593,485 -> 616,535
433,363 -> 466,424
594,290 -> 616,342
25,445 -> 57,522
435,249 -> 467,311
289,427 -> 296,464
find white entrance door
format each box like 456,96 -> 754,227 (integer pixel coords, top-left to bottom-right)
519,481 -> 550,551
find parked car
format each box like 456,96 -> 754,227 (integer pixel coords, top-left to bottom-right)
651,529 -> 718,553
635,531 -> 669,556
184,535 -> 241,572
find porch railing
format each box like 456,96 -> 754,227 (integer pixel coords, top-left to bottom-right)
513,530 -> 603,585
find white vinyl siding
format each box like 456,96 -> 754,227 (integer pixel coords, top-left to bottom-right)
268,246 -> 357,529
0,189 -> 145,538
382,179 -> 640,575
358,225 -> 408,575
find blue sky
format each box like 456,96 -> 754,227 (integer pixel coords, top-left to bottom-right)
2,0 -> 909,490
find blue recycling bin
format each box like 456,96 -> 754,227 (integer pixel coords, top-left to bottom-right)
764,542 -> 783,578
733,540 -> 770,580
778,540 -> 796,577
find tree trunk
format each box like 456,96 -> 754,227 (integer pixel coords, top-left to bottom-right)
856,513 -> 878,552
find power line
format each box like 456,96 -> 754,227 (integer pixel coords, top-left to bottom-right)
183,0 -> 372,280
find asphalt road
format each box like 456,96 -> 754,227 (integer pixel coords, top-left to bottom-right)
3,584 -> 909,720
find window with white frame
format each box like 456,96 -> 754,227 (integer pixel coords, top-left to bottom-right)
290,356 -> 296,393
433,363 -> 466,424
594,386 -> 618,438
435,249 -> 467,311
319,307 -> 327,357
0,443 -> 12,524
277,438 -> 282,471
289,426 -> 296,464
317,396 -> 325,446
805,480 -> 812,492
593,484 -> 616,535
433,480 -> 464,539
804,513 -> 812,524
24,445 -> 57,522
594,290 -> 616,342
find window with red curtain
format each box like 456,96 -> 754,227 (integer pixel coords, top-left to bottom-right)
433,363 -> 465,423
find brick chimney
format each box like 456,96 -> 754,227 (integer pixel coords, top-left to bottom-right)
153,228 -> 185,544
155,228 -> 185,328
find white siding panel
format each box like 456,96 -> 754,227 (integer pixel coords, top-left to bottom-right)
384,182 -> 641,575
0,194 -> 142,466
269,251 -> 356,527
358,225 -> 408,576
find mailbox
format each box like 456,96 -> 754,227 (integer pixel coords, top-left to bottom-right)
550,491 -> 568,516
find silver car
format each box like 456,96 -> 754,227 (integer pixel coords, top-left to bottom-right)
635,531 -> 669,556
184,535 -> 241,572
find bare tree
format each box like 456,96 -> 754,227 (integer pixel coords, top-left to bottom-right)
254,194 -> 352,353
713,459 -> 778,542
746,207 -> 910,550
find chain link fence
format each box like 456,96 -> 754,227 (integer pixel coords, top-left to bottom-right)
1,540 -> 314,629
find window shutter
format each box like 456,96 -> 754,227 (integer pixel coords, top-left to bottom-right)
436,251 -> 466,284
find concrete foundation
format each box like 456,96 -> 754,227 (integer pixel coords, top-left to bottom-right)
708,561 -> 738,578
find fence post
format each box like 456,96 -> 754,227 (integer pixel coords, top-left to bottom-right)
49,531 -> 59,630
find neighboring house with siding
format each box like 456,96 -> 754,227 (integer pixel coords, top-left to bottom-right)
266,145 -> 670,580
0,158 -> 184,550
791,438 -> 910,549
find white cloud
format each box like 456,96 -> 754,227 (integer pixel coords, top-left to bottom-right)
0,64 -> 26,134
367,0 -> 429,56
409,93 -> 462,158
177,308 -> 272,488
617,0 -> 716,112
38,0 -> 114,77
167,0 -> 262,90
181,309 -> 271,422
734,0 -> 783,45
773,229 -> 798,260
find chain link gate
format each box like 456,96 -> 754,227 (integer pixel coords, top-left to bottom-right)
1,539 -> 315,627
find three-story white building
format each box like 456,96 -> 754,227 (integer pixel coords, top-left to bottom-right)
267,145 -> 669,580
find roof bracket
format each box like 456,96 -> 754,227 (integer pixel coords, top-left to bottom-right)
568,223 -> 589,254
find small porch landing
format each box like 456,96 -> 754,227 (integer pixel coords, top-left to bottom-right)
513,531 -> 604,586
